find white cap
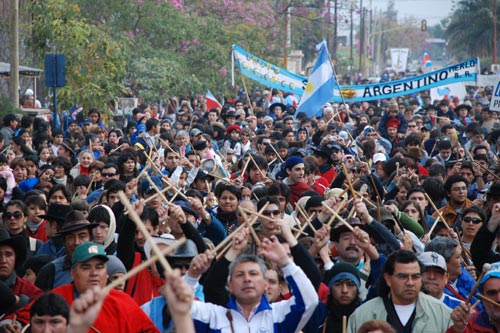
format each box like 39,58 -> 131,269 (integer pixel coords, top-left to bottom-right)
338,131 -> 349,141
373,153 -> 387,164
418,251 -> 447,272
25,88 -> 34,96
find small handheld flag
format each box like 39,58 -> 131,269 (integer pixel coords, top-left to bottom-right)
205,90 -> 222,110
421,51 -> 432,73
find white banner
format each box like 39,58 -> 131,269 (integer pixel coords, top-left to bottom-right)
390,48 -> 409,73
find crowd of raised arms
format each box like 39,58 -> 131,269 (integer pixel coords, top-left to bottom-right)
2,87 -> 500,333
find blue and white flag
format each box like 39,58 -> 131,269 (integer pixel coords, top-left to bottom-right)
296,41 -> 337,117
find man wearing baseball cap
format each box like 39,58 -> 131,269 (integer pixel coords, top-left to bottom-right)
419,251 -> 462,309
11,243 -> 159,332
449,261 -> 500,332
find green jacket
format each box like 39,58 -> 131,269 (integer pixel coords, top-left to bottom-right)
348,292 -> 452,333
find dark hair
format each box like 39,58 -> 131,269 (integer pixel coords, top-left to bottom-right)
428,164 -> 446,178
4,200 -> 29,216
141,205 -> 159,227
146,118 -> 160,132
30,293 -> 70,323
88,205 -> 111,225
25,195 -> 47,210
52,157 -> 72,174
437,140 -> 452,150
257,196 -> 279,211
74,174 -> 91,188
185,189 -> 204,203
0,177 -> 7,192
379,250 -> 422,298
215,183 -> 242,201
461,205 -> 487,225
48,184 -> 71,203
404,133 -> 421,147
443,174 -> 468,195
267,182 -> 291,202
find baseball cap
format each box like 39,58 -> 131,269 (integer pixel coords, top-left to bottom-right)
481,261 -> 500,288
71,242 -> 108,266
373,153 -> 387,164
144,234 -> 177,260
139,176 -> 163,195
418,251 -> 447,272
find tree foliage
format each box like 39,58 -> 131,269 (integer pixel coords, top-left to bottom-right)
446,0 -> 498,61
25,0 -> 127,111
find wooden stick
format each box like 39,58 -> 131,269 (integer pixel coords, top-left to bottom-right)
102,237 -> 186,294
215,242 -> 232,261
159,177 -> 188,200
471,299 -> 481,310
396,162 -> 400,178
84,174 -> 96,196
240,156 -> 251,177
478,293 -> 500,308
325,198 -> 350,227
291,225 -> 309,237
109,143 -> 125,155
424,192 -> 451,230
20,324 -> 30,333
341,163 -> 356,198
296,205 -> 317,232
466,271 -> 487,304
237,206 -> 262,247
117,191 -> 172,274
248,153 -> 267,179
211,203 -> 269,256
322,201 -> 354,231
145,174 -> 170,205
342,315 -> 347,333
159,137 -> 195,169
135,163 -> 150,181
473,160 -> 500,182
427,215 -> 443,235
241,76 -> 254,115
268,143 -> 284,163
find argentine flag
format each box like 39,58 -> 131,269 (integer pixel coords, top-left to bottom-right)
296,41 -> 338,117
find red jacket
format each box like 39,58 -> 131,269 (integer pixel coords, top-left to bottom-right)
25,220 -> 48,242
447,311 -> 494,333
14,283 -> 159,332
287,181 -> 312,209
124,252 -> 164,306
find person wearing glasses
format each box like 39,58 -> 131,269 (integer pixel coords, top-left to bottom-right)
86,162 -> 120,204
460,206 -> 486,250
3,200 -> 42,261
348,250 -> 452,333
433,175 -> 473,227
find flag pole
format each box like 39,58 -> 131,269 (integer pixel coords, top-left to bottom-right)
321,41 -> 349,125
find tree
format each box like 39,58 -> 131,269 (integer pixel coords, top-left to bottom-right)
446,0 -> 498,60
25,0 -> 127,111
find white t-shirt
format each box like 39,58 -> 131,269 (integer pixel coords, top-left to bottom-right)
394,303 -> 416,326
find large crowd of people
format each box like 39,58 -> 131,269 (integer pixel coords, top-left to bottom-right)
1,87 -> 500,332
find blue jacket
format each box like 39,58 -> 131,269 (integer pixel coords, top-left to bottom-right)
191,261 -> 318,333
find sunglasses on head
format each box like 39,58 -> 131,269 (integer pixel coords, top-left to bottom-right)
4,211 -> 23,219
462,217 -> 482,224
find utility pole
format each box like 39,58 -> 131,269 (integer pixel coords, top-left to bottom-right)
359,0 -> 365,76
494,0 -> 497,65
350,3 -> 354,81
333,0 -> 338,58
10,0 -> 19,106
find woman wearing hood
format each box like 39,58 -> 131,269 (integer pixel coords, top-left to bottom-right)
88,204 -> 117,255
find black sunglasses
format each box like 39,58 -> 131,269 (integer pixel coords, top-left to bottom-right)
262,210 -> 280,216
4,211 -> 23,219
462,217 -> 482,224
101,173 -> 117,177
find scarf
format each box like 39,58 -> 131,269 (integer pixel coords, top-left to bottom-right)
52,175 -> 67,185
323,296 -> 361,333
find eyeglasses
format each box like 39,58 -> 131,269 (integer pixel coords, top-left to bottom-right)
463,216 -> 482,224
394,273 -> 421,282
4,211 -> 23,219
262,210 -> 280,217
101,173 -> 117,178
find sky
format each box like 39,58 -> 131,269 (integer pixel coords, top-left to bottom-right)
371,0 -> 454,25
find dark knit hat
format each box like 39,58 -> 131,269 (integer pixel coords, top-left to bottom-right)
326,262 -> 361,290
283,156 -> 304,171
